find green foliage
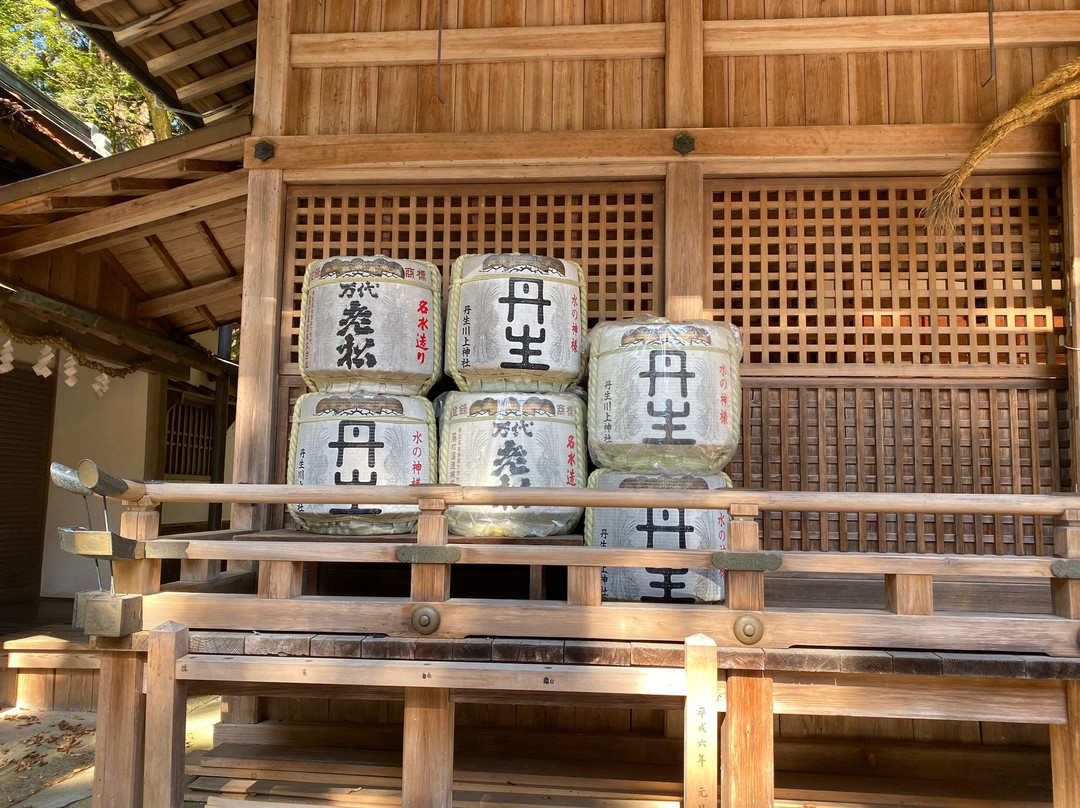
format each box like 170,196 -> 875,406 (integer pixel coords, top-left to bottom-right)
0,0 -> 180,151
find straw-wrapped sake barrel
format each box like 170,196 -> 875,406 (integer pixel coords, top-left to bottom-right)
445,253 -> 585,392
288,392 -> 436,535
440,391 -> 585,536
587,318 -> 742,473
584,469 -> 730,603
299,255 -> 442,395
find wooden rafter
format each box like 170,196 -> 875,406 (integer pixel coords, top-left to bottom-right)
135,275 -> 243,319
0,170 -> 248,260
177,159 -> 242,177
146,20 -> 258,77
145,234 -> 218,329
111,177 -> 193,194
45,196 -> 138,211
98,249 -> 149,303
175,63 -> 256,104
113,0 -> 243,48
196,221 -> 238,277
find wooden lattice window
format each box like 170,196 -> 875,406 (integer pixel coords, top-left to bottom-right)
708,176 -> 1065,369
283,183 -> 663,369
165,398 -> 214,479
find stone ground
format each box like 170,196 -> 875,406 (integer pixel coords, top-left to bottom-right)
0,696 -> 220,808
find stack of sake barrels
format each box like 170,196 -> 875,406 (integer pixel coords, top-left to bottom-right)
288,255 -> 442,534
441,253 -> 587,537
585,318 -> 743,602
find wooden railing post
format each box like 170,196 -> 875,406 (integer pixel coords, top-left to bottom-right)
885,574 -> 934,615
567,566 -> 602,606
684,634 -> 718,808
1051,681 -> 1080,808
93,502 -> 161,808
722,504 -> 773,808
1053,511 -> 1080,620
143,622 -> 188,808
403,497 -> 454,808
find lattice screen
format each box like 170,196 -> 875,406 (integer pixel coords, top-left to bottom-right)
708,177 -> 1065,368
283,183 -> 663,369
726,381 -> 1071,554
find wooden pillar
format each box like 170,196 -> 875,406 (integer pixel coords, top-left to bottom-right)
143,622 -> 189,808
93,505 -> 161,808
1053,512 -> 1080,620
1062,100 -> 1080,489
404,498 -> 455,807
684,634 -> 718,808
721,504 -> 773,808
1051,680 -> 1080,808
664,162 -> 707,321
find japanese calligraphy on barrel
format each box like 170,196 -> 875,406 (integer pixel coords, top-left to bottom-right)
445,253 -> 585,392
439,391 -> 585,536
299,255 -> 442,395
587,318 -> 742,473
287,393 -> 436,534
584,470 -> 730,603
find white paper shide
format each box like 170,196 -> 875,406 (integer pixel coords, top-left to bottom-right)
440,391 -> 585,536
585,470 -> 730,603
288,393 -> 436,535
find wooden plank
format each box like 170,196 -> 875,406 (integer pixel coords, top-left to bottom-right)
1050,680 -> 1080,807
114,0 -> 243,47
144,593 -> 1080,656
666,0 -> 703,127
722,672 -> 774,808
764,0 -> 805,127
292,22 -> 665,68
664,162 -> 706,319
684,634 -> 718,808
143,622 -> 188,808
804,0 -> 849,125
246,124 -> 1061,174
847,0 -> 887,124
402,688 -> 454,808
0,171 -> 248,260
703,10 -> 1080,54
146,20 -> 259,77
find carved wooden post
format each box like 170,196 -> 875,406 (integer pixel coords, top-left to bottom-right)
721,504 -> 773,808
93,502 -> 161,808
403,498 -> 454,808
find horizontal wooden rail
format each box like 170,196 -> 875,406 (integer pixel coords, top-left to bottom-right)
288,13 -> 1080,68
68,465 -> 1080,517
141,593 -> 1080,656
144,538 -> 1063,579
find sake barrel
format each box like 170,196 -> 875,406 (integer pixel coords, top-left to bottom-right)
287,392 -> 436,535
445,253 -> 586,392
588,318 -> 742,473
440,391 -> 585,536
584,469 -> 730,603
299,255 -> 442,395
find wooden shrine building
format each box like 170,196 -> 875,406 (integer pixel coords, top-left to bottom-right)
3,1 -> 1080,807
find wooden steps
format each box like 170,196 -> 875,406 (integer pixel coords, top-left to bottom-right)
186,739 -> 1053,808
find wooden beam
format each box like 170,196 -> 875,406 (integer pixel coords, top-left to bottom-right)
98,248 -> 149,302
0,116 -> 250,210
146,20 -> 259,76
113,0 -> 244,47
664,162 -> 706,319
251,0 -> 292,137
684,634 -> 718,808
142,593 -> 1080,656
0,170 -> 248,260
722,672 -> 774,808
1064,101 -> 1080,494
146,234 -> 218,329
703,10 -> 1080,56
1051,680 -> 1080,807
197,221 -> 239,276
112,177 -> 193,194
143,622 -> 188,808
402,688 -> 454,808
246,124 -> 1060,176
179,159 -> 243,177
665,0 -> 703,128
135,275 -> 243,319
45,196 -> 139,211
175,62 -> 257,104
